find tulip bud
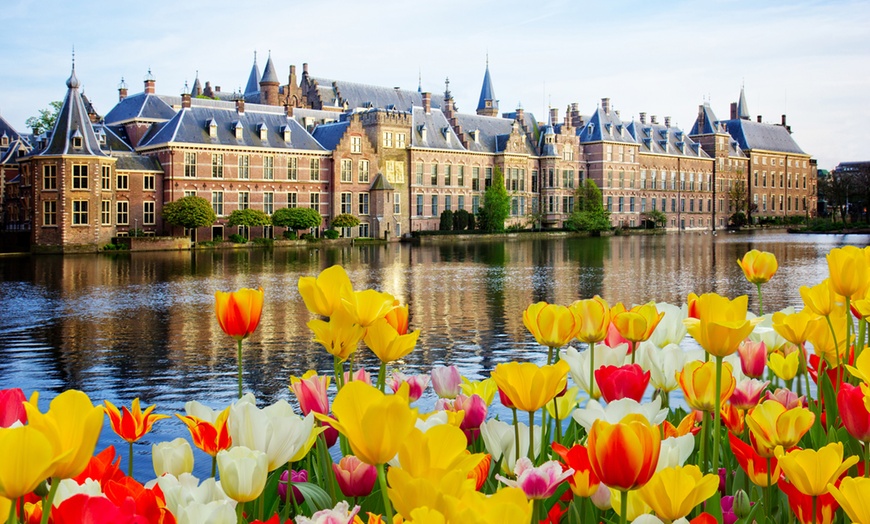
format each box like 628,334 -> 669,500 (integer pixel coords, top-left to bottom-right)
590,482 -> 612,510
278,469 -> 307,504
153,438 -> 195,477
34,480 -> 50,498
216,446 -> 268,503
733,489 -> 751,518
431,366 -> 462,399
332,456 -> 377,498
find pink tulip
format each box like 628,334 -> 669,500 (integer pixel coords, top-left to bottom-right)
436,393 -> 488,444
278,469 -> 307,504
0,388 -> 27,428
604,321 -> 629,349
343,368 -> 372,386
289,371 -> 330,415
496,457 -> 574,499
332,456 -> 377,498
737,340 -> 767,379
387,372 -> 430,402
431,365 -> 462,398
730,379 -> 769,410
764,387 -> 805,409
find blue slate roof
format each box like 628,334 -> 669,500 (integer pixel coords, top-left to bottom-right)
104,93 -> 177,124
114,154 -> 163,171
626,120 -> 710,159
539,126 -> 558,157
411,107 -> 465,151
737,87 -> 750,120
38,66 -> 107,157
0,140 -> 29,166
720,118 -> 805,154
453,112 -> 536,154
477,65 -> 496,111
578,107 -> 636,144
689,103 -> 721,136
311,77 -> 445,111
245,56 -> 260,96
311,121 -> 350,150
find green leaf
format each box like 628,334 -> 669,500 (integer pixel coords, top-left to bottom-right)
295,482 -> 333,513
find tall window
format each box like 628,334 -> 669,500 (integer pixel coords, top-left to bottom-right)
310,158 -> 320,181
238,155 -> 250,179
44,165 -> 57,190
416,162 -> 424,185
184,152 -> 197,177
394,193 -> 400,214
72,200 -> 89,225
351,136 -> 362,153
445,165 -> 452,186
341,159 -> 352,182
287,157 -> 298,180
287,192 -> 297,208
144,174 -> 155,191
358,193 -> 369,215
116,201 -> 128,225
143,202 -> 155,225
431,164 -> 438,186
238,192 -> 250,210
458,195 -> 465,210
116,173 -> 129,190
263,156 -> 274,180
416,194 -> 423,216
341,192 -> 352,214
383,132 -> 393,148
263,192 -> 274,214
212,191 -> 224,216
431,195 -> 439,216
310,192 -> 320,211
212,154 -> 224,178
359,160 -> 370,183
396,133 -> 406,148
472,167 -> 480,191
101,165 -> 111,190
43,200 -> 57,226
485,167 -> 493,189
101,200 -> 112,225
73,165 -> 89,189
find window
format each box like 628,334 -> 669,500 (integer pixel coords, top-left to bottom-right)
607,197 -> 612,212
43,165 -> 57,190
310,158 -> 320,181
238,155 -> 250,179
73,164 -> 89,189
472,195 -> 480,213
184,190 -> 196,198
212,191 -> 224,216
238,191 -> 250,210
641,198 -> 646,213
263,156 -> 274,180
431,195 -> 438,216
485,167 -> 493,189
115,201 -> 127,225
358,193 -> 370,215
396,133 -> 406,148
212,154 -> 224,178
431,164 -> 438,185
415,162 -> 424,185
651,198 -> 656,212
416,194 -> 424,215
383,132 -> 393,148
351,136 -> 362,153
43,200 -> 57,226
143,202 -> 155,225
520,168 -> 525,191
101,165 -> 111,190
341,159 -> 352,182
340,192 -> 353,214
671,198 -> 676,213
394,193 -> 401,214
385,160 -> 405,184
287,192 -> 297,208
310,192 -> 320,212
458,165 -> 465,187
630,197 -> 635,212
184,152 -> 197,177
458,195 -> 465,211
144,174 -> 155,191
618,197 -> 624,213
445,195 -> 452,212
531,170 -> 537,192
359,160 -> 370,183
358,222 -> 369,237
287,157 -> 298,180
445,165 -> 452,186
472,167 -> 480,191
72,200 -> 89,225
513,197 -> 520,216
116,173 -> 128,190
606,145 -> 613,161
107,200 -> 119,226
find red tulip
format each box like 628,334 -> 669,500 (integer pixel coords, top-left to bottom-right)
51,494 -> 140,524
332,455 -> 377,497
737,340 -> 767,379
0,388 -> 27,428
103,476 -> 175,523
594,364 -> 650,403
729,433 -> 781,487
214,287 -> 264,341
779,477 -> 840,524
839,382 -> 870,441
72,446 -> 125,486
552,442 -> 601,498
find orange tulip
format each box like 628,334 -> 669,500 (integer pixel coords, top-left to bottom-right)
176,407 -> 232,458
662,412 -> 699,439
677,360 -> 736,412
587,413 -> 660,492
104,398 -> 169,444
552,442 -> 600,498
721,402 -> 745,435
737,250 -> 778,285
214,287 -> 264,341
612,302 -> 663,344
729,433 -> 781,487
745,400 -> 814,456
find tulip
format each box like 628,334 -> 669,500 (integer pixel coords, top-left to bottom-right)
297,264 -> 353,318
156,473 -> 235,517
800,279 -> 838,317
228,395 -> 317,472
295,501 -> 361,524
637,465 -> 719,522
0,425 -> 66,500
595,364 -> 650,403
768,350 -> 800,382
779,477 -> 840,524
344,368 -> 372,386
552,442 -> 600,498
612,302 -> 664,363
773,309 -> 816,347
468,454 -> 491,491
431,365 -> 462,399
648,302 -> 689,348
277,469 -> 307,504
730,378 -> 768,410
491,360 -> 569,414
101,475 -> 175,523
545,386 -> 580,421
152,437 -> 194,478
458,377 -> 497,406
662,412 -> 699,439
729,433 -> 781,487
778,442 -> 857,498
655,434 -> 695,472
745,400 -> 814,455
479,418 -> 543,474
73,445 -> 124,487
307,312 -> 365,363
720,402 -> 745,435
215,287 -> 264,398
572,396 -> 669,433
342,289 -> 397,328
435,393 -> 487,445
290,370 -> 331,415
495,457 -> 574,499
639,343 -> 687,397
562,343 -> 629,399
50,494 -> 138,524
828,246 -> 869,299
807,312 -> 851,368
332,456 -> 377,498
738,250 -> 778,315
677,360 -> 736,412
0,388 -> 27,428
737,340 -> 767,378
828,476 -> 870,524
176,499 -> 237,524
522,302 -> 579,362
388,372 -> 430,402
384,301 -> 410,335
840,382 -> 870,460
571,296 -> 611,344
176,405 -> 232,476
53,478 -> 103,508
364,317 -> 421,390
217,445 -> 268,503
683,293 -> 758,359
104,397 -> 169,477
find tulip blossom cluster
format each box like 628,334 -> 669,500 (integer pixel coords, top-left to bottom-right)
3,246 -> 870,524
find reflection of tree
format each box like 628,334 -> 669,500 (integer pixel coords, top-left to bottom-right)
567,236 -> 607,298
820,167 -> 863,222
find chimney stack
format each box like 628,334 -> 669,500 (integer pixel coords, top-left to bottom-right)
144,69 -> 156,95
284,104 -> 293,117
664,116 -> 671,128
516,106 -> 525,124
549,107 -> 558,125
757,115 -> 762,123
236,98 -> 245,114
118,77 -> 128,102
651,115 -> 658,124
601,98 -> 610,114
422,92 -> 431,114
639,112 -> 647,124
697,105 -> 705,131
781,114 -> 787,126
730,102 -> 738,120
182,92 -> 191,109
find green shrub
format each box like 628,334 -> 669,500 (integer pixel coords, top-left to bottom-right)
252,237 -> 274,247
323,229 -> 340,239
439,210 -> 454,231
453,209 -> 470,231
282,230 -> 298,240
228,234 -> 247,244
302,233 -> 318,242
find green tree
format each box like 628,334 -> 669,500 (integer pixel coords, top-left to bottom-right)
227,208 -> 271,227
565,179 -> 611,233
439,210 -> 454,231
272,207 -> 322,234
25,101 -> 63,134
161,196 -> 216,230
644,209 -> 666,229
331,213 -> 360,229
478,166 -> 511,232
453,209 -> 470,231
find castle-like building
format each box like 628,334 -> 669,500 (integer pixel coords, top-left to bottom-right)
0,54 -> 817,252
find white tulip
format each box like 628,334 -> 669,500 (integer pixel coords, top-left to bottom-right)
153,437 -> 194,477
228,395 -> 315,471
217,445 -> 268,503
53,478 -> 103,507
572,397 -> 668,432
176,500 -> 237,524
649,302 -> 688,348
156,473 -> 234,516
655,434 -> 695,472
638,343 -> 687,392
562,343 -> 629,398
479,418 -> 543,474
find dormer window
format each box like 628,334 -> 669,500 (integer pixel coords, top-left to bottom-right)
605,123 -> 612,134
587,123 -> 595,135
207,119 -> 217,138
282,125 -> 291,142
0,133 -> 7,147
258,123 -> 268,141
234,121 -> 243,140
71,129 -> 83,149
98,132 -> 106,145
471,129 -> 480,144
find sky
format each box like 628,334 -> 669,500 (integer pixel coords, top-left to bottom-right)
0,0 -> 867,170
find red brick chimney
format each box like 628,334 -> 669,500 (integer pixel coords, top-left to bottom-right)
144,69 -> 156,95
118,77 -> 128,102
422,92 -> 431,114
757,115 -> 762,123
236,98 -> 245,114
182,92 -> 191,109
730,103 -> 737,120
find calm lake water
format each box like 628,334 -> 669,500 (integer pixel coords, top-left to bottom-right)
1,230 -> 867,479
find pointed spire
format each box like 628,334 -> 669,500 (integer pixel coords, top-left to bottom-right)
444,77 -> 452,100
476,58 -> 497,116
737,85 -> 750,120
417,68 -> 422,93
261,50 -> 279,84
192,70 -> 202,96
245,51 -> 261,95
66,47 -> 80,89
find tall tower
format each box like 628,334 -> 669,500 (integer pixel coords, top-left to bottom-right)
476,58 -> 498,117
244,51 -> 260,99
259,52 -> 280,106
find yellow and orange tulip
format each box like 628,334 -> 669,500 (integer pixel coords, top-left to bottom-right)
104,398 -> 169,444
677,360 -> 736,412
214,287 -> 264,341
612,302 -> 663,344
307,309 -> 365,362
342,289 -> 397,328
737,250 -> 778,284
490,360 -> 569,413
522,302 -> 579,349
745,400 -> 814,456
571,296 -> 611,344
176,406 -> 232,457
587,413 -> 660,492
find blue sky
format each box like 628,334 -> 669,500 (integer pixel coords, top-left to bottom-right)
0,0 -> 867,169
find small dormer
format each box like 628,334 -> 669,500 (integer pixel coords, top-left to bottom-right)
97,129 -> 106,145
71,128 -> 83,149
258,123 -> 268,141
207,118 -> 218,138
471,129 -> 480,144
234,121 -> 244,140
643,138 -> 651,148
675,130 -> 684,140
282,125 -> 291,142
604,122 -> 612,134
677,141 -> 685,153
616,124 -> 623,135
418,125 -> 427,142
659,139 -> 668,151
0,132 -> 7,147
643,126 -> 651,137
442,126 -> 451,139
587,123 -> 595,135
659,128 -> 668,138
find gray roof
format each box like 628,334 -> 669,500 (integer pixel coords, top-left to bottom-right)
737,87 -> 750,120
245,56 -> 260,96
689,103 -> 721,136
477,65 -> 496,112
311,77 -> 445,111
452,112 -> 536,154
539,125 -> 558,157
114,154 -> 163,171
291,108 -> 345,130
311,121 -> 349,150
0,140 -> 29,166
0,114 -> 23,144
411,107 -> 466,151
94,124 -> 134,153
104,93 -> 177,124
370,173 -> 394,191
38,66 -> 107,157
261,55 -> 279,84
720,118 -> 805,155
138,105 -> 324,151
627,120 -> 710,159
578,106 -> 636,144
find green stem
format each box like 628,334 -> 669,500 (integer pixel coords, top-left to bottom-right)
588,341 -> 596,399
333,356 -> 344,391
846,296 -> 853,364
554,398 -> 562,444
348,352 -> 355,383
287,462 -> 301,518
619,489 -> 628,524
235,501 -> 243,524
757,282 -> 764,317
824,314 -> 842,407
800,343 -> 813,408
318,426 -> 338,504
377,463 -> 394,524
237,339 -> 244,399
512,408 -> 520,465
528,411 -> 536,462
39,478 -> 59,524
699,412 -> 709,474
812,495 -> 817,524
128,441 -> 134,479
8,499 -> 18,524
857,318 -> 867,367
865,443 -> 869,479
212,455 -> 217,478
378,361 -> 387,392
630,341 -> 637,365
547,345 -> 554,366
712,356 -> 723,477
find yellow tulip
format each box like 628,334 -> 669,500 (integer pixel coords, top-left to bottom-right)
363,317 -> 420,363
216,445 -> 268,503
441,484 -> 531,524
0,498 -> 9,523
342,289 -> 397,328
307,309 -> 365,362
637,465 -> 719,522
827,246 -> 869,299
807,313 -> 851,367
319,381 -> 417,465
458,377 -> 497,407
768,351 -> 800,381
545,386 -> 581,420
613,302 -> 664,344
777,442 -> 857,496
677,360 -> 736,412
397,425 -> 484,482
23,389 -> 104,479
571,296 -> 611,344
682,293 -> 757,358
0,426 -> 69,499
772,309 -> 817,347
491,360 -> 569,413
745,400 -> 814,456
522,302 -> 579,349
388,467 -> 473,520
847,348 -> 870,383
609,489 -> 651,522
737,250 -> 779,284
854,298 -> 870,319
297,264 -> 353,317
800,279 -> 838,317
828,476 -> 870,524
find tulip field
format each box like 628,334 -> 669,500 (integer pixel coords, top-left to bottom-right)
2,245 -> 870,524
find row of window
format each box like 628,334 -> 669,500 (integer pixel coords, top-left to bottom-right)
605,196 -> 715,214
757,156 -> 809,168
43,165 -> 156,192
382,132 -> 407,149
44,200 -> 156,227
203,191 -> 323,217
753,194 -> 810,212
610,170 -> 714,192
605,145 -> 636,163
753,171 -> 809,189
339,159 -> 370,183
183,153 -> 323,181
